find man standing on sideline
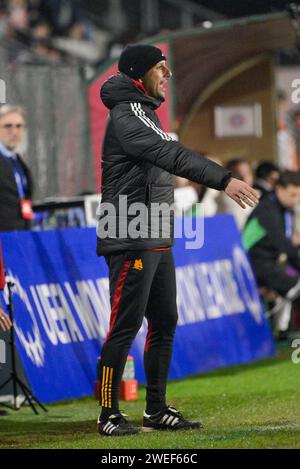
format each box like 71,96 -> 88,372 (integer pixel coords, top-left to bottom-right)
0,308 -> 12,416
0,105 -> 33,232
96,44 -> 259,436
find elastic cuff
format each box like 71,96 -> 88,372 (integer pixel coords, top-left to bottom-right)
221,173 -> 232,190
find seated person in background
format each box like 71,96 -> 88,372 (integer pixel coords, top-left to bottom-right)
254,161 -> 280,198
217,158 -> 254,229
243,171 -> 300,334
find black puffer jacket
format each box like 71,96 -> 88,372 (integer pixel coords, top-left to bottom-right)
0,152 -> 33,232
97,73 -> 231,256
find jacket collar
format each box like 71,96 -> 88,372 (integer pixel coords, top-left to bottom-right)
0,142 -> 17,159
100,73 -> 163,110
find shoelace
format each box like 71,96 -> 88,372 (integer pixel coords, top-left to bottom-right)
109,414 -> 127,425
101,414 -> 127,434
165,406 -> 183,419
99,410 -> 129,425
157,406 -> 184,427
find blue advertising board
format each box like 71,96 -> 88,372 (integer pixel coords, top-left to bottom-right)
0,215 -> 275,403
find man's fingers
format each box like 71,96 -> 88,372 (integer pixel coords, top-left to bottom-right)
248,189 -> 260,203
245,190 -> 259,204
0,313 -> 12,331
235,192 -> 253,207
242,195 -> 255,207
239,188 -> 259,204
238,189 -> 259,206
226,179 -> 260,209
232,194 -> 246,209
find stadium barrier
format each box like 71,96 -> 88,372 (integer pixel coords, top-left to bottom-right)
0,214 -> 275,403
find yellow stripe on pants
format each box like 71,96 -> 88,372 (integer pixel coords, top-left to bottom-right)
108,367 -> 113,408
101,366 -> 114,408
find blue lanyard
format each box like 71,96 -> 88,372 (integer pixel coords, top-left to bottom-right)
284,211 -> 293,239
2,155 -> 27,199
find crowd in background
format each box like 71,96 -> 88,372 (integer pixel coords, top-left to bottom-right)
0,0 -> 162,67
175,158 -> 279,227
172,82 -> 300,340
1,3 -> 300,339
0,0 -> 111,65
175,158 -> 300,339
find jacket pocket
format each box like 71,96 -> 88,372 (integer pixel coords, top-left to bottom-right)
149,185 -> 174,205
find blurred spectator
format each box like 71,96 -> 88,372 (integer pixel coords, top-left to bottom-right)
254,161 -> 280,198
277,89 -> 298,171
243,171 -> 300,334
37,0 -> 79,36
217,158 -> 254,229
17,17 -> 63,63
52,20 -> 106,64
0,0 -> 107,65
0,105 -> 33,231
30,19 -> 52,54
226,158 -> 254,187
0,0 -> 30,62
8,0 -> 29,32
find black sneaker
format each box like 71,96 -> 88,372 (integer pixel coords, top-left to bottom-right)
97,413 -> 139,436
142,405 -> 203,432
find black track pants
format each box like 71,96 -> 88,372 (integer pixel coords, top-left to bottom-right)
99,249 -> 178,416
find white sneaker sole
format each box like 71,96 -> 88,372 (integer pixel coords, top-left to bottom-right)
141,426 -> 157,432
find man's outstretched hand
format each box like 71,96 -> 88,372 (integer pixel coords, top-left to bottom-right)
0,307 -> 12,331
224,177 -> 260,209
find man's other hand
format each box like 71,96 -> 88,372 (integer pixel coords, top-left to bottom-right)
225,177 -> 260,209
0,308 -> 12,331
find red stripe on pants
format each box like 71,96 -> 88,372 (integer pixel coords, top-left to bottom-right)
105,260 -> 131,344
144,319 -> 153,353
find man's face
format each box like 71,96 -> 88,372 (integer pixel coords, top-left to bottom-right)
267,170 -> 280,189
141,60 -> 172,99
0,112 -> 25,151
276,184 -> 300,209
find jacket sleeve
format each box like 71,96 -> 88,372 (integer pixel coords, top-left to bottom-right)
111,105 -> 231,191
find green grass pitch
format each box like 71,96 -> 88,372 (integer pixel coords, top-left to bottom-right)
0,344 -> 299,449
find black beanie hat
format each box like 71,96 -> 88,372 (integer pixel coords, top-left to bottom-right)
118,44 -> 166,79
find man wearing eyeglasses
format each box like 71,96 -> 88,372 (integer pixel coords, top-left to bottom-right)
0,105 -> 33,231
